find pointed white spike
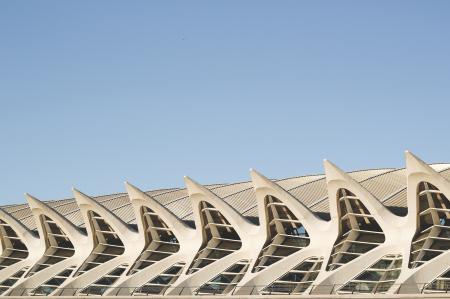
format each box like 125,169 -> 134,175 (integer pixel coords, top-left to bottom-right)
72,187 -> 93,206
124,181 -> 142,200
323,159 -> 354,183
26,192 -> 86,240
24,193 -> 62,213
125,180 -> 168,212
183,175 -> 213,197
324,158 -> 402,229
250,168 -> 322,227
405,150 -> 438,175
125,180 -> 170,209
184,176 -> 257,231
249,168 -> 271,190
73,187 -> 137,241
24,192 -> 44,210
125,181 -> 193,236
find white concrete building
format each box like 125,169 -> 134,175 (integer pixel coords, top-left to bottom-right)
0,151 -> 448,296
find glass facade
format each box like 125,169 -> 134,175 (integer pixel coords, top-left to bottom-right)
409,182 -> 450,268
129,207 -> 180,275
30,266 -> 76,296
133,262 -> 185,295
327,189 -> 385,271
75,211 -> 124,276
261,257 -> 323,295
187,202 -> 241,274
79,264 -> 128,295
26,216 -> 74,277
338,254 -> 402,294
252,196 -> 310,273
196,260 -> 250,295
0,219 -> 28,270
424,268 -> 450,293
0,267 -> 29,295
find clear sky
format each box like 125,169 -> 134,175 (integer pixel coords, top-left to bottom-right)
0,1 -> 449,205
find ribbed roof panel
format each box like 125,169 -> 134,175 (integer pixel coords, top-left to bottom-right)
151,189 -> 189,206
3,164 -> 450,231
299,168 -> 395,213
360,169 -> 406,200
383,189 -> 407,208
275,175 -> 324,191
210,182 -> 254,199
288,179 -> 328,210
223,188 -> 257,215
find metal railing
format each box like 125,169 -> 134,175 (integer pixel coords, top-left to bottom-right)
7,282 -> 450,297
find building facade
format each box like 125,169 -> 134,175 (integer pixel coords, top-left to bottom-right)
0,151 -> 448,296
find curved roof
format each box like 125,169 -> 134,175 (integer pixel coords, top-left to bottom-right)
3,164 -> 450,231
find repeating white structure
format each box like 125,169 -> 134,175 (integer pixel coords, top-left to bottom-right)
0,151 -> 449,296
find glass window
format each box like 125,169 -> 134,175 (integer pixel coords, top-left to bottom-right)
409,182 -> 450,268
252,196 -> 310,273
326,189 -> 385,271
187,202 -> 241,274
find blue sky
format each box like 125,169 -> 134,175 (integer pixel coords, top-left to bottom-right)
0,1 -> 449,204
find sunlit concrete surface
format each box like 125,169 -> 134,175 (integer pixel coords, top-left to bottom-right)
0,151 -> 449,296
